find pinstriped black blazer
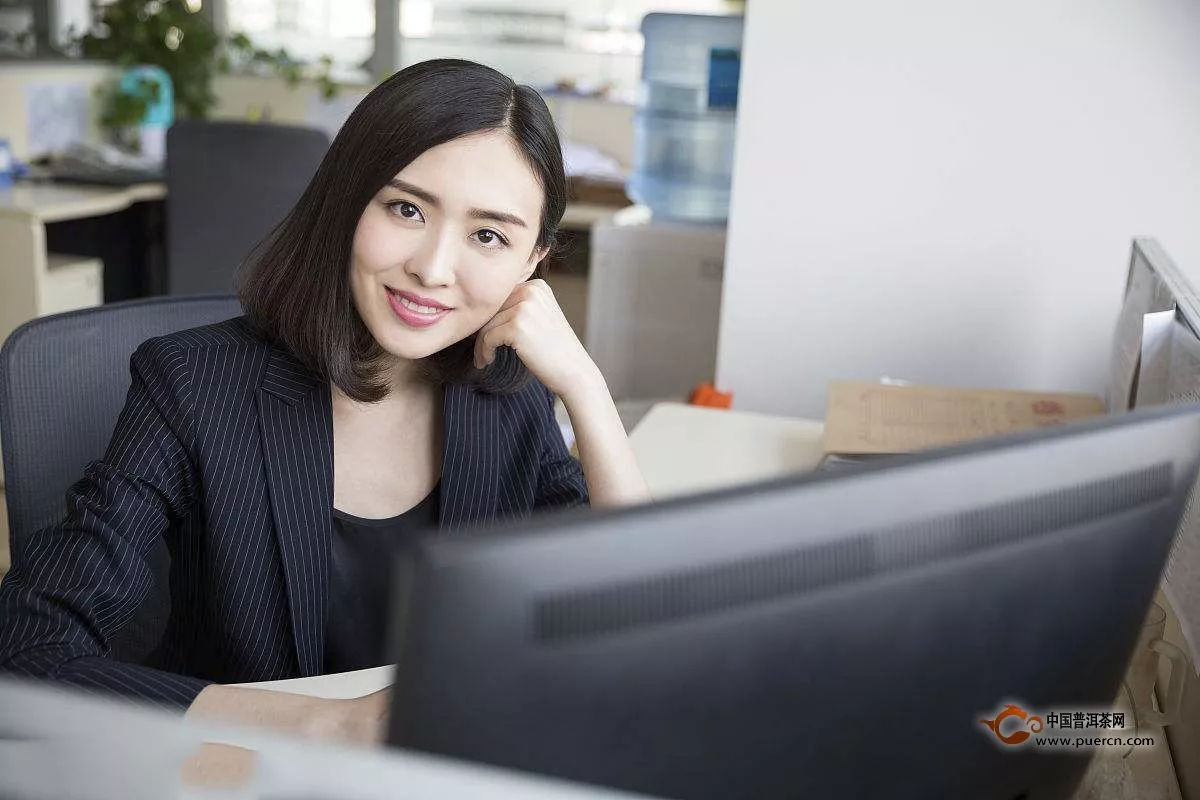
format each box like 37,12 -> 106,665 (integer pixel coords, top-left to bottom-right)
0,317 -> 587,708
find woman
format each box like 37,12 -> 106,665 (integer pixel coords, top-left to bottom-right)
0,59 -> 649,742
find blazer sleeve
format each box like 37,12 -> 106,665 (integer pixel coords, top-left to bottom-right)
0,336 -> 210,708
533,386 -> 590,510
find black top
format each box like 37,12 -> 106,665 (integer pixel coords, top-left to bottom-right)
324,484 -> 441,673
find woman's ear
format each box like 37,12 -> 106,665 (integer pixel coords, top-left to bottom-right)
522,246 -> 549,282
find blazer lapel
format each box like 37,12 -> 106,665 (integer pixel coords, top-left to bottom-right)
256,350 -> 333,676
441,383 -> 501,530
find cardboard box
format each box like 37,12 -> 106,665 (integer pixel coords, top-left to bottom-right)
821,381 -> 1107,461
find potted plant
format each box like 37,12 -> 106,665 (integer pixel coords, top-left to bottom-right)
77,0 -> 340,140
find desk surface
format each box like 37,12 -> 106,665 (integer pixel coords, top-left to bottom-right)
234,665 -> 394,699
0,181 -> 167,223
559,202 -> 625,231
628,402 -> 826,499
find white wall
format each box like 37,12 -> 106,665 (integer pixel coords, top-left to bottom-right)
715,1 -> 1200,418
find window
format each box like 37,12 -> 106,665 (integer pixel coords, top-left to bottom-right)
0,0 -> 37,57
396,0 -> 742,99
225,0 -> 374,73
0,0 -> 92,57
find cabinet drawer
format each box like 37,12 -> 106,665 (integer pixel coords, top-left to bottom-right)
39,254 -> 103,316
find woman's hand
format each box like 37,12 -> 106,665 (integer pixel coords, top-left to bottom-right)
474,279 -> 602,401
474,279 -> 650,508
182,685 -> 391,788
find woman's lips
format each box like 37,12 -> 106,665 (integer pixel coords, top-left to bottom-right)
387,288 -> 452,329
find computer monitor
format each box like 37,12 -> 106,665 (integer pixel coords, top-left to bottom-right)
387,403 -> 1200,800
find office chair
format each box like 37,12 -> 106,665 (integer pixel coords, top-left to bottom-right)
0,295 -> 243,663
166,119 -> 330,295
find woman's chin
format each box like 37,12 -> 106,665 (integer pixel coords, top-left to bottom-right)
375,329 -> 464,362
366,314 -> 479,363
380,341 -> 444,362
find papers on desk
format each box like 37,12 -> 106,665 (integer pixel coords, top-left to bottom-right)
561,140 -> 626,183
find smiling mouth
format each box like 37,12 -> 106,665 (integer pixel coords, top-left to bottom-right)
386,287 -> 451,314
385,286 -> 453,329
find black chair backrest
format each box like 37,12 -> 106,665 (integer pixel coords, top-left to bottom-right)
166,119 -> 330,296
0,296 -> 242,661
0,296 -> 243,537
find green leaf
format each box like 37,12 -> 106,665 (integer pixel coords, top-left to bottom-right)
73,0 -> 344,127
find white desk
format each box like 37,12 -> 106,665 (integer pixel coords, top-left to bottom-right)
558,202 -> 624,232
233,664 -> 394,699
0,181 -> 167,223
628,402 -> 826,498
0,181 -> 167,345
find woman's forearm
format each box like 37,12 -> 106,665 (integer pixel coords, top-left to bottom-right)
561,368 -> 651,508
186,684 -> 388,743
181,685 -> 388,787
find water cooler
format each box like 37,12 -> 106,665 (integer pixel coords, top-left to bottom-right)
586,13 -> 743,402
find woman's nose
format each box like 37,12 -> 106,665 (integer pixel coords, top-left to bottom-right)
405,232 -> 456,287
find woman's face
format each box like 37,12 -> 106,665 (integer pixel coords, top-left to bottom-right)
350,130 -> 547,366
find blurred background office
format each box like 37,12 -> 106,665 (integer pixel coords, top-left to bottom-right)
0,0 -> 745,399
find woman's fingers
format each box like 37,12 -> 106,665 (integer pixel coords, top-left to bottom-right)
474,306 -> 521,368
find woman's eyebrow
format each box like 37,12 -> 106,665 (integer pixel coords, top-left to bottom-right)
469,208 -> 528,228
387,179 -> 528,229
386,179 -> 440,207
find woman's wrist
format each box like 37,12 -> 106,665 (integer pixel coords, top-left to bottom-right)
556,362 -> 609,411
297,695 -> 356,740
301,689 -> 390,744
187,684 -> 385,745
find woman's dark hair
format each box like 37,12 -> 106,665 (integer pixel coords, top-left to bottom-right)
238,59 -> 568,402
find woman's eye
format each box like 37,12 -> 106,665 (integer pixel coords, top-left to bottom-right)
474,229 -> 507,248
389,201 -> 423,222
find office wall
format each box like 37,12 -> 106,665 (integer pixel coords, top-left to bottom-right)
209,73 -> 371,137
715,1 -> 1200,419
